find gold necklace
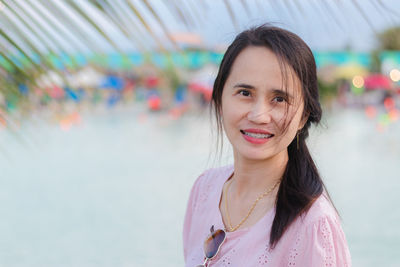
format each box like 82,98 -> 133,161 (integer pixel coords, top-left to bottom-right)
224,178 -> 281,232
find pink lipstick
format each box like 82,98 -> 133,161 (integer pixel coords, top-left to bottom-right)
240,129 -> 274,144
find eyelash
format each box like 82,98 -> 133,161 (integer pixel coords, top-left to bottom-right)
237,90 -> 287,103
238,89 -> 251,97
273,96 -> 287,103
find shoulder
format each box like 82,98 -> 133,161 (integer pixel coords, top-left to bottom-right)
185,164 -> 233,213
284,193 -> 344,244
282,194 -> 352,266
298,193 -> 347,244
190,164 -> 234,194
300,194 -> 348,248
302,193 -> 340,226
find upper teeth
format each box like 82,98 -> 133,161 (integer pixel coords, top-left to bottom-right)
243,131 -> 273,139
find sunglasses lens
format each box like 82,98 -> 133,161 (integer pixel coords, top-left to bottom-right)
204,229 -> 226,258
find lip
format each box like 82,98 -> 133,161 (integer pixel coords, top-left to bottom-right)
242,128 -> 273,135
240,129 -> 274,144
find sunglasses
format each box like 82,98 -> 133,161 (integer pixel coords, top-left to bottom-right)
196,225 -> 227,267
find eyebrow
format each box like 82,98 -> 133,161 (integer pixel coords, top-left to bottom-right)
233,83 -> 255,90
233,83 -> 294,99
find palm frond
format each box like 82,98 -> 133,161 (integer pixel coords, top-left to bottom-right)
141,0 -> 178,49
223,0 -> 239,31
125,0 -> 166,50
64,0 -> 122,52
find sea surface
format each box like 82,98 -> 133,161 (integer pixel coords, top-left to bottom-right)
0,104 -> 399,267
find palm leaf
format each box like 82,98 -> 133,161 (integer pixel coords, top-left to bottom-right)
2,1 -> 58,55
240,0 -> 252,16
170,0 -> 196,28
164,0 -> 191,30
223,0 -> 239,31
0,21 -> 43,69
64,0 -> 122,52
182,0 -> 203,28
319,0 -> 346,32
141,0 -> 178,49
125,0 -> 166,50
103,0 -> 148,52
37,0 -> 103,54
351,0 -> 377,34
91,1 -> 135,40
9,0 -> 71,53
0,29 -> 36,78
377,0 -> 400,19
28,0 -> 86,54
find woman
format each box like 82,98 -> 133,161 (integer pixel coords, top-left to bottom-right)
183,25 -> 351,266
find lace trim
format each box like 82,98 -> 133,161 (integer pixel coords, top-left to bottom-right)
287,217 -> 340,266
258,243 -> 271,265
287,234 -> 301,266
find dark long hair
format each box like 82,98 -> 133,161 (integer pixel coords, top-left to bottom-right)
211,24 -> 327,248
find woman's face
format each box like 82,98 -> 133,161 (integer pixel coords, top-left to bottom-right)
221,46 -> 306,162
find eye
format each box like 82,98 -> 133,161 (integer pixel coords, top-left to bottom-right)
273,96 -> 286,103
238,90 -> 251,97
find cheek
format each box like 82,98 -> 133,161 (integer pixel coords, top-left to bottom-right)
221,103 -> 244,135
221,105 -> 235,128
221,97 -> 235,120
270,109 -> 286,124
274,108 -> 303,135
268,108 -> 292,132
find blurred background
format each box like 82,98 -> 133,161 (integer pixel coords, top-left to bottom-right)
0,0 -> 400,266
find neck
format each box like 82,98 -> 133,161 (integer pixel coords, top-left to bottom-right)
230,149 -> 288,199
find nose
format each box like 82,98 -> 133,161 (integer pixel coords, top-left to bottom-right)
247,100 -> 272,124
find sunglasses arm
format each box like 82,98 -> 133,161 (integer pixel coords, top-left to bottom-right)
197,258 -> 209,267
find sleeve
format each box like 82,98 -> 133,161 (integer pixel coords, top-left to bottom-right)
182,172 -> 205,262
292,216 -> 352,267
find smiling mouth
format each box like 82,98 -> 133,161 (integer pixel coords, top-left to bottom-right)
240,130 -> 274,139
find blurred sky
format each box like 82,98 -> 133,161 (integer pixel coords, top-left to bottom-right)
5,0 -> 400,53
163,0 -> 400,52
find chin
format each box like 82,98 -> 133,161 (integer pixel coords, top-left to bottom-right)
236,147 -> 274,161
244,155 -> 271,161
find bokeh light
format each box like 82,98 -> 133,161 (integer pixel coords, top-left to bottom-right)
389,69 -> 400,82
365,105 -> 377,119
352,75 -> 365,88
384,97 -> 395,111
379,113 -> 391,126
389,109 -> 399,122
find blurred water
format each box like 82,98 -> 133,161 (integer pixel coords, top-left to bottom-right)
0,105 -> 399,267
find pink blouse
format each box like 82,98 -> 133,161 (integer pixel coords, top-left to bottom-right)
183,165 -> 352,267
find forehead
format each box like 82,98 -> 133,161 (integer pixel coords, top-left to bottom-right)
226,46 -> 300,95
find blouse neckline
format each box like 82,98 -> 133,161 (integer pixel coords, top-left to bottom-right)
214,165 -> 276,237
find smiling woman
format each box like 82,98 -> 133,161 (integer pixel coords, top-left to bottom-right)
221,46 -> 306,162
183,25 -> 352,267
